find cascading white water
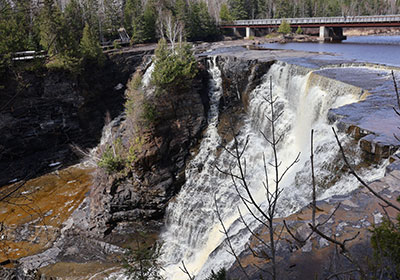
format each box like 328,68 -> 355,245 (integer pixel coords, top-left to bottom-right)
159,56 -> 225,278
160,60 -> 387,279
142,63 -> 155,88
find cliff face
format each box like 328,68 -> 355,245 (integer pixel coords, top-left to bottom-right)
214,56 -> 273,143
87,61 -> 210,237
0,51 -> 150,187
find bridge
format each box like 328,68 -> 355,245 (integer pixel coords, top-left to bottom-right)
220,15 -> 400,41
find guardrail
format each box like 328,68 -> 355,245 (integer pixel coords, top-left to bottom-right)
12,50 -> 46,61
220,14 -> 400,26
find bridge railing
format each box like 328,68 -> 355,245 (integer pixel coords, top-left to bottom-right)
221,14 -> 400,26
12,50 -> 46,61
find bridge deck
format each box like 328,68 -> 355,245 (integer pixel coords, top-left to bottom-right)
221,15 -> 400,28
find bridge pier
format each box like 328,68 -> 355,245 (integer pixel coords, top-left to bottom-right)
232,27 -> 242,37
319,26 -> 347,42
245,27 -> 254,39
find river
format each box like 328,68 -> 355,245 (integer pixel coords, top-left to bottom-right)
261,35 -> 400,67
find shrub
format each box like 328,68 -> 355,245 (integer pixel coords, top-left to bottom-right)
296,25 -> 303,34
123,233 -> 164,280
142,102 -> 157,125
370,201 -> 400,278
278,20 -> 291,34
125,72 -> 143,117
206,268 -> 227,280
151,38 -> 198,92
98,139 -> 125,174
45,54 -> 82,75
266,33 -> 279,38
129,71 -> 143,90
127,136 -> 144,165
113,40 -> 122,49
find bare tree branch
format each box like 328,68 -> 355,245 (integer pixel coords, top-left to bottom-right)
180,261 -> 195,280
214,194 -> 250,280
332,127 -> 400,212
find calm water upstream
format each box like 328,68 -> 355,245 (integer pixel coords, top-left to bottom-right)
262,35 -> 400,66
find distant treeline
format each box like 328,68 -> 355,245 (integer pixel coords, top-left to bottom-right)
0,0 -> 219,56
221,0 -> 400,21
1,0 -> 399,58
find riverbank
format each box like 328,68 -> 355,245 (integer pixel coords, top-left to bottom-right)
344,27 -> 400,36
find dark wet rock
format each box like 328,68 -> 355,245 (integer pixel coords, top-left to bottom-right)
215,56 -> 273,143
327,69 -> 400,162
87,60 -> 210,237
0,50 -> 152,187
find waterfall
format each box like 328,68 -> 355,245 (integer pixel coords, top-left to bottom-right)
142,62 -> 155,88
159,56 -> 224,278
160,60 -> 387,279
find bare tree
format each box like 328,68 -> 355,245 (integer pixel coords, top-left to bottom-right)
157,8 -> 184,50
215,77 -> 300,280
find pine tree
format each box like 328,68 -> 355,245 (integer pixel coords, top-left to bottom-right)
124,0 -> 145,43
275,0 -> 294,18
38,0 -> 63,56
64,0 -> 84,57
246,0 -> 258,19
184,1 -> 219,41
219,3 -> 233,21
81,0 -> 100,40
278,20 -> 291,34
103,0 -> 123,39
228,0 -> 248,20
0,0 -> 32,55
151,38 -> 197,91
142,1 -> 157,43
175,0 -> 188,23
197,1 -> 219,41
80,22 -> 105,66
186,2 -> 202,40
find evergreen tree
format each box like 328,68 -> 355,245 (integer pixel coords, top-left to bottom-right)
228,0 -> 248,20
275,0 -> 294,18
219,3 -> 233,21
0,0 -> 16,69
103,0 -> 123,40
256,0 -> 273,18
81,0 -> 100,40
197,2 -> 220,40
151,38 -> 197,91
186,2 -> 202,40
80,22 -> 105,66
142,1 -> 157,43
124,0 -> 146,43
184,1 -> 219,41
64,0 -> 84,57
205,268 -> 228,280
246,0 -> 258,19
123,235 -> 164,280
0,0 -> 33,55
277,20 -> 291,34
175,0 -> 188,23
38,0 -> 63,56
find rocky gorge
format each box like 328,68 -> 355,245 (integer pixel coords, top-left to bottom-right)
0,43 -> 400,279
